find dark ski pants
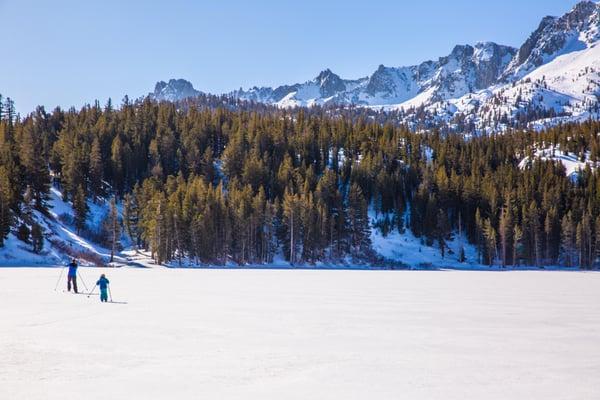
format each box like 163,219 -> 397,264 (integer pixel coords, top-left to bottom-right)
67,275 -> 78,293
100,288 -> 108,302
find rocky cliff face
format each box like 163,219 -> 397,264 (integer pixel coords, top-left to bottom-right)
503,1 -> 599,79
151,79 -> 202,102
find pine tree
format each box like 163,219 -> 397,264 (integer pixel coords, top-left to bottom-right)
283,189 -> 302,264
560,212 -> 575,267
22,186 -> 34,222
123,191 -> 140,249
150,193 -> 169,265
544,207 -> 558,265
435,209 -> 450,259
475,208 -> 484,264
483,218 -> 497,266
111,135 -> 127,195
0,166 -> 12,247
576,211 -> 593,269
457,213 -> 466,263
16,223 -> 30,243
89,137 -> 103,201
594,216 -> 600,268
106,197 -> 121,263
498,203 -> 512,268
73,185 -> 88,234
528,201 -> 542,267
513,225 -> 523,267
19,120 -> 50,208
201,147 -> 216,183
347,183 -> 371,258
31,223 -> 44,253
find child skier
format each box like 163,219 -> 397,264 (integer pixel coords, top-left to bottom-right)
96,274 -> 110,303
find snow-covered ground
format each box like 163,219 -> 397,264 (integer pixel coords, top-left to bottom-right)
0,186 -> 126,267
519,145 -> 598,179
1,268 -> 599,400
371,225 -> 478,269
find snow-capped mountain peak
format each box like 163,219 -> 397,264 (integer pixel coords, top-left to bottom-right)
504,1 -> 600,80
151,79 -> 202,102
151,1 -> 600,132
314,69 -> 347,97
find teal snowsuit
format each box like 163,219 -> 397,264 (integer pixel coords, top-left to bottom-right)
97,276 -> 110,302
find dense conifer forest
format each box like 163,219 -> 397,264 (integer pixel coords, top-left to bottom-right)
1,93 -> 600,268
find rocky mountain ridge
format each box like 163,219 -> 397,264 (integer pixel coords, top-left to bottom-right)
150,1 -> 600,131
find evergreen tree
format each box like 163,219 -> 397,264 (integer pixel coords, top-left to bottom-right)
73,185 -> 88,234
498,202 -> 513,267
89,137 -> 103,201
17,223 -> 30,243
513,225 -> 523,267
475,208 -> 484,264
0,166 -> 12,246
483,218 -> 497,266
560,212 -> 575,267
19,120 -> 50,208
435,209 -> 450,258
123,191 -> 140,249
31,223 -> 44,253
347,184 -> 371,258
104,197 -> 121,262
282,189 -> 302,264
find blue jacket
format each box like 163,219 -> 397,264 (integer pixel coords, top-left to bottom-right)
67,262 -> 78,277
97,276 -> 110,290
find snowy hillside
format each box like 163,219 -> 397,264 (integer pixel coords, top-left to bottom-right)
151,1 -> 600,131
0,187 -> 121,267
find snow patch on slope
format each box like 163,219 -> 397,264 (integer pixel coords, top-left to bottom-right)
519,145 -> 598,178
0,186 -> 121,266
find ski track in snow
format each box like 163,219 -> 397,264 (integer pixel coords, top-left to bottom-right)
1,268 -> 599,400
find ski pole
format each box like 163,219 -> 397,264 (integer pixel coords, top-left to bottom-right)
108,285 -> 113,302
54,266 -> 65,291
87,284 -> 98,298
77,270 -> 89,292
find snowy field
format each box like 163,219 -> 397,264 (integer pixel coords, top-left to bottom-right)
1,268 -> 599,400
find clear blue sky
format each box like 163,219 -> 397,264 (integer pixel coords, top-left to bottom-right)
0,0 -> 582,114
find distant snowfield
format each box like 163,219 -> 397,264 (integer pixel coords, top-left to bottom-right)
1,268 -> 599,400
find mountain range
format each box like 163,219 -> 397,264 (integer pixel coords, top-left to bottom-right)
151,1 -> 600,131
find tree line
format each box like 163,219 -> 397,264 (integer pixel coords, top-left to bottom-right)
1,93 -> 600,268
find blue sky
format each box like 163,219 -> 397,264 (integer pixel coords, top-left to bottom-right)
0,0 -> 582,113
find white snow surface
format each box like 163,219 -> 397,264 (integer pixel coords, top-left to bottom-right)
1,268 -> 599,400
371,226 -> 478,269
519,145 -> 598,178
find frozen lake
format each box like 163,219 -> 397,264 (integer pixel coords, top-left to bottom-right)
1,268 -> 599,400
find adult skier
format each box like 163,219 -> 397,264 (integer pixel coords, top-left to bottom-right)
67,258 -> 78,293
96,274 -> 110,303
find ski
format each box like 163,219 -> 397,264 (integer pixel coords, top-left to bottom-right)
62,290 -> 98,296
